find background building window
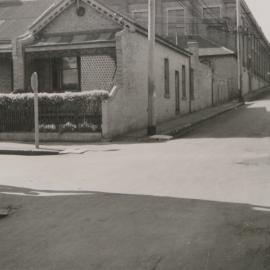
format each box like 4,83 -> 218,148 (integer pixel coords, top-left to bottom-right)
167,8 -> 185,37
164,58 -> 170,98
203,6 -> 221,19
62,57 -> 79,91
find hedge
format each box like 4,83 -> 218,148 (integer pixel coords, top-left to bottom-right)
0,91 -> 109,133
0,90 -> 109,111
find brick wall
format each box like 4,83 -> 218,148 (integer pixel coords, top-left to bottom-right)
43,2 -> 120,35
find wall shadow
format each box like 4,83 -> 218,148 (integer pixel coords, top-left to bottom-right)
1,184 -> 270,269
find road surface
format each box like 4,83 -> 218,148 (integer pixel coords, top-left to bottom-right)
1,94 -> 270,269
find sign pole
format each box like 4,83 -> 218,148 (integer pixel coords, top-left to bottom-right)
31,72 -> 39,149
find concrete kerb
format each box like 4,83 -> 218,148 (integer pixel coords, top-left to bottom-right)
0,149 -> 61,156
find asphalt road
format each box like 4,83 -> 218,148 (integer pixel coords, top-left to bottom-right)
1,189 -> 270,270
1,94 -> 270,269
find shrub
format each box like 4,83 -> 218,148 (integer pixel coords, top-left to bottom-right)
0,91 -> 108,133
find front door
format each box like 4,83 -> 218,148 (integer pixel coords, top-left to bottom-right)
175,70 -> 180,114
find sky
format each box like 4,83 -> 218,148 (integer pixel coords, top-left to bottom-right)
245,0 -> 270,41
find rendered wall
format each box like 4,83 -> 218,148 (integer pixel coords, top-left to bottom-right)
210,56 -> 238,102
102,30 -> 191,138
188,42 -> 212,112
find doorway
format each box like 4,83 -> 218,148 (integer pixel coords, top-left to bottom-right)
175,70 -> 180,114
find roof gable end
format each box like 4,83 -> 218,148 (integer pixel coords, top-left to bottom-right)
28,0 -> 135,36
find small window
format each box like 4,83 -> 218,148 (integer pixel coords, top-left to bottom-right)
190,68 -> 195,100
182,65 -> 186,99
203,7 -> 221,19
62,57 -> 79,91
164,58 -> 170,98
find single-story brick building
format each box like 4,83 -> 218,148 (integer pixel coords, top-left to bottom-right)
0,0 -> 232,140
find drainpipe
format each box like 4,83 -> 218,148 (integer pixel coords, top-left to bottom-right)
187,41 -> 199,113
12,31 -> 34,91
236,0 -> 243,102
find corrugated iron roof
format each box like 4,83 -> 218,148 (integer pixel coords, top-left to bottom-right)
199,47 -> 235,57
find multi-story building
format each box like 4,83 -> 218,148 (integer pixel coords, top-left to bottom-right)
100,0 -> 270,94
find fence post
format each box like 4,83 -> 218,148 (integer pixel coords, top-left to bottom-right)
31,72 -> 39,149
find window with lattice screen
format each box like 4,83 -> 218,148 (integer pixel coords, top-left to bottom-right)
80,55 -> 116,91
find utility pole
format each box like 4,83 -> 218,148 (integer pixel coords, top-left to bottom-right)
147,0 -> 156,135
236,0 -> 243,102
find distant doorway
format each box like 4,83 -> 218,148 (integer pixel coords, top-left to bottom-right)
175,70 -> 180,114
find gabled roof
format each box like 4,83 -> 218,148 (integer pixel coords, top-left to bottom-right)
26,0 -> 191,56
0,0 -> 191,56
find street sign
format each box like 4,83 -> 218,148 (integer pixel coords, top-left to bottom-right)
31,72 -> 39,149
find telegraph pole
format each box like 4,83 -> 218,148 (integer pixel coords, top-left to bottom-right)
236,0 -> 243,102
147,0 -> 156,135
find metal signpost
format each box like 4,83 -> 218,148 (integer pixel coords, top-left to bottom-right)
31,72 -> 39,149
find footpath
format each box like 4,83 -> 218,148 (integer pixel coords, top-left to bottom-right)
1,85 -> 270,155
120,86 -> 270,141
0,100 -> 243,155
120,100 -> 243,141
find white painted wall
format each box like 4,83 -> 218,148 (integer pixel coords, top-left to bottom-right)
102,30 -> 191,138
